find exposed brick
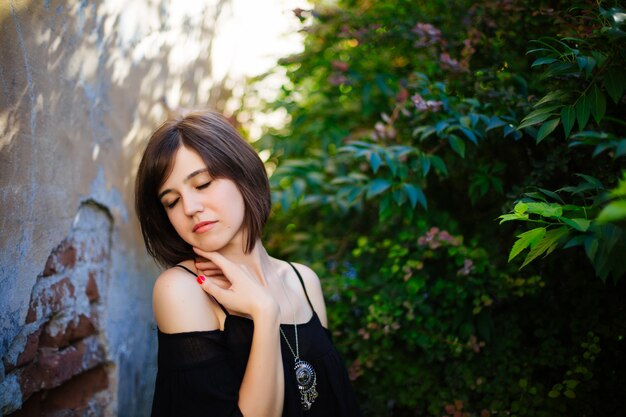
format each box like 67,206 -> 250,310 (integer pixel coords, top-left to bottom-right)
41,240 -> 77,277
56,241 -> 77,269
15,327 -> 43,368
85,271 -> 99,302
41,366 -> 109,413
42,255 -> 57,277
3,326 -> 44,373
25,278 -> 76,324
19,337 -> 105,401
39,315 -> 97,349
25,303 -> 37,324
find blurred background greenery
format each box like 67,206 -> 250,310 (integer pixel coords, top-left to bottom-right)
242,1 -> 625,416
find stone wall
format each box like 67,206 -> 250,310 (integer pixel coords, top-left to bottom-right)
0,0 -> 288,415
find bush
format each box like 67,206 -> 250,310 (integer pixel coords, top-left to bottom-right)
251,0 -> 626,415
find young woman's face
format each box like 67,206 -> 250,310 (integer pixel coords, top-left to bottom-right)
157,145 -> 246,253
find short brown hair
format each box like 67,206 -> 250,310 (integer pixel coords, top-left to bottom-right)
134,111 -> 271,267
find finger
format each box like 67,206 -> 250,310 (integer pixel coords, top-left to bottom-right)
202,269 -> 225,278
196,264 -> 221,274
195,258 -> 218,269
207,275 -> 230,289
193,250 -> 236,276
193,246 -> 218,261
196,260 -> 222,272
197,275 -> 233,304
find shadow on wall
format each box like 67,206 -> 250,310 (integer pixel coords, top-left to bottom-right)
0,0 -> 234,415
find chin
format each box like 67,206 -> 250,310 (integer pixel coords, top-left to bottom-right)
193,240 -> 229,253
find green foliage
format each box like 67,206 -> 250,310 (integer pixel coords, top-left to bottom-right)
249,0 -> 626,415
500,173 -> 626,281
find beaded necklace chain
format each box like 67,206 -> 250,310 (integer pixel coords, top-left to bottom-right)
279,274 -> 318,410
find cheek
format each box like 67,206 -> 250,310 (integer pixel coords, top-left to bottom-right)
166,209 -> 186,235
232,194 -> 246,222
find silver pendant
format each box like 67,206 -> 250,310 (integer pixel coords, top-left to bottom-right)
294,359 -> 318,410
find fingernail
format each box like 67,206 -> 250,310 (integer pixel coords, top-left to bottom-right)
196,275 -> 205,284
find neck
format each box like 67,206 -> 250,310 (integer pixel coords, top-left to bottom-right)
217,239 -> 274,286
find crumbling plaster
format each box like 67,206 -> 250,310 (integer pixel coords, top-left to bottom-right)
0,0 -> 237,414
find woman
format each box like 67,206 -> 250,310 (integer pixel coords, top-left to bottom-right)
135,111 -> 362,417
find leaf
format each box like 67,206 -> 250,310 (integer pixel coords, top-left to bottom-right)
430,155 -> 448,176
378,194 -> 392,220
420,155 -> 431,177
515,202 -> 529,214
541,62 -> 577,79
575,173 -> 603,188
486,115 -> 507,131
561,105 -> 575,137
592,142 -> 615,158
368,151 -> 382,174
392,189 -> 405,206
577,56 -> 596,78
576,93 -> 591,131
435,120 -> 449,136
526,202 -> 563,217
518,109 -> 558,130
596,200 -> 626,223
604,67 -> 625,104
559,217 -> 591,232
448,135 -> 466,158
538,188 -> 564,203
535,90 -> 569,106
564,234 -> 586,249
536,119 -> 560,143
509,227 -> 546,262
584,237 -> 599,263
504,124 -> 523,140
401,183 -> 426,209
548,390 -> 560,398
383,151 -> 397,176
524,191 -> 547,201
346,186 -> 363,204
413,125 -> 436,140
589,84 -> 606,124
460,127 -> 478,144
498,213 -> 529,224
532,57 -> 558,67
366,179 -> 391,199
521,227 -> 569,268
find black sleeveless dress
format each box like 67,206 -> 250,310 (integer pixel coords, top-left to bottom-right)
151,263 -> 362,417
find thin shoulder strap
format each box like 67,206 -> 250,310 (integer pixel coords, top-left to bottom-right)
175,264 -> 229,316
286,262 -> 315,312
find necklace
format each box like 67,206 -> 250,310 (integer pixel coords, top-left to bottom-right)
279,273 -> 318,410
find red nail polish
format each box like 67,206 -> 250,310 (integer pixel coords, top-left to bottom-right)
197,275 -> 205,284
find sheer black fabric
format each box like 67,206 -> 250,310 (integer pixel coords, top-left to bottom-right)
151,265 -> 362,417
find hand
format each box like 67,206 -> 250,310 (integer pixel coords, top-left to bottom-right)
193,249 -> 279,320
195,256 -> 230,289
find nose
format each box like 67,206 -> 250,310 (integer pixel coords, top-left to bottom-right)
181,193 -> 203,217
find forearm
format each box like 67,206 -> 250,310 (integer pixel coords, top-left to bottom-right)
238,308 -> 284,417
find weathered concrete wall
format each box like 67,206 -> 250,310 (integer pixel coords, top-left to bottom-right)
0,0 -> 250,415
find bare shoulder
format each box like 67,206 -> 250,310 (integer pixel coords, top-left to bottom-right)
289,262 -> 321,288
152,267 -> 220,334
289,262 -> 328,328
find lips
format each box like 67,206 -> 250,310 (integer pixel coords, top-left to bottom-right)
193,221 -> 218,233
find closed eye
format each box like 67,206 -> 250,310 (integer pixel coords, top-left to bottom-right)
197,181 -> 212,190
166,198 -> 179,209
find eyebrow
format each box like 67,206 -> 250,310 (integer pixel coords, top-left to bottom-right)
158,168 -> 210,200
